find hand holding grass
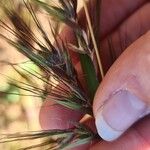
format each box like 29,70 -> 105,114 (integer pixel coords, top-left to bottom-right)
40,0 -> 150,149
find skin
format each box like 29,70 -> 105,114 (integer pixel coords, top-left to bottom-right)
39,0 -> 150,149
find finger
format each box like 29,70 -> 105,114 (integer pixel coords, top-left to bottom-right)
101,2 -> 150,72
78,0 -> 147,39
93,31 -> 150,141
99,0 -> 147,39
39,62 -> 86,130
40,101 -> 97,150
39,99 -> 83,130
90,115 -> 150,150
59,0 -> 147,65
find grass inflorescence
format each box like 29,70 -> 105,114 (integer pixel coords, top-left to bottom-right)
0,0 -> 102,149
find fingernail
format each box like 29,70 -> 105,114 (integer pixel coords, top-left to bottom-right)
95,90 -> 147,141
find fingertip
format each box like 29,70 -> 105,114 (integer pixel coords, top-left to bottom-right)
39,100 -> 83,130
95,110 -> 123,141
91,115 -> 150,150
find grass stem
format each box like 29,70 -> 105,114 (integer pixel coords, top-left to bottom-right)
82,0 -> 104,78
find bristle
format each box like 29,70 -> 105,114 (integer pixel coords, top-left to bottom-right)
0,124 -> 95,150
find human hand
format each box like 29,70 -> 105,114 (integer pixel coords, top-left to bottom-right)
40,0 -> 150,149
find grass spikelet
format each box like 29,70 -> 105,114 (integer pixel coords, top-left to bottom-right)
0,0 -> 102,149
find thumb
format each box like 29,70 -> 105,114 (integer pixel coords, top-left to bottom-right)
93,31 -> 150,142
